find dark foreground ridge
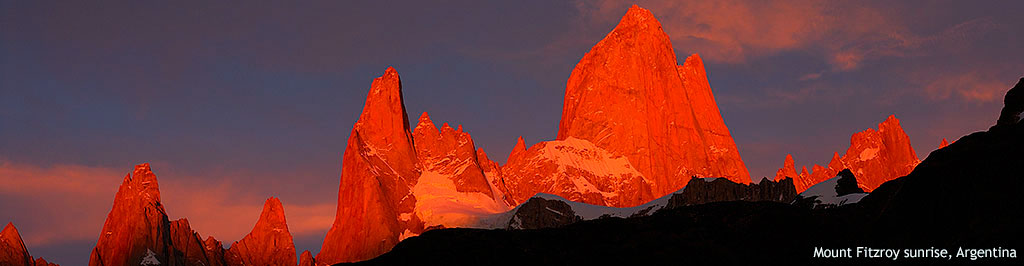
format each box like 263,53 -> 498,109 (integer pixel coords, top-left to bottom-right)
344,78 -> 1024,265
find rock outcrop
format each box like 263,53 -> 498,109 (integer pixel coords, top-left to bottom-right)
476,148 -> 515,206
225,197 -> 297,266
665,177 -> 797,209
1,223 -> 33,266
33,257 -> 59,266
776,115 -> 919,192
507,197 -> 582,230
89,163 -> 180,266
318,68 -> 511,264
298,251 -> 314,266
170,219 -> 215,266
994,78 -> 1024,128
504,5 -> 750,208
792,169 -> 869,210
202,237 -> 226,266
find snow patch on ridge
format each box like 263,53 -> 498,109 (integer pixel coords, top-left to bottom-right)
538,137 -> 645,181
411,170 -> 512,231
141,249 -> 161,265
858,147 -> 880,161
533,191 -> 673,220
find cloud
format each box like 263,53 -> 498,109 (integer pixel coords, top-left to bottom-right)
0,161 -> 122,246
915,70 -> 1017,102
572,0 -> 1000,72
0,161 -> 334,248
798,72 -> 823,81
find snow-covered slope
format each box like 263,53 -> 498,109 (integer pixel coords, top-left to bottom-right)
502,137 -> 654,207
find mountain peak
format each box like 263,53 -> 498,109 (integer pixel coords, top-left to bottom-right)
878,114 -> 901,133
356,67 -> 411,137
775,154 -> 799,181
225,197 -> 296,266
552,2 -> 749,198
126,163 -> 161,202
90,164 -> 176,266
994,77 -> 1024,129
1,222 -> 33,266
1,222 -> 19,240
256,197 -> 287,229
619,5 -> 659,29
509,136 -> 527,161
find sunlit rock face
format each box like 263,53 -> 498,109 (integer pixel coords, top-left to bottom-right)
777,115 -> 919,192
1,223 -> 33,266
556,5 -> 750,194
89,163 -> 180,266
170,218 -> 218,266
317,68 -> 511,264
298,251 -> 314,266
476,147 -> 516,207
413,113 -> 495,198
225,197 -> 297,266
317,67 -> 422,264
504,5 -> 750,207
33,257 -> 59,266
202,236 -> 226,266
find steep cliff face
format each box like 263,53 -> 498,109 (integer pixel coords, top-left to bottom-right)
503,5 -> 750,208
412,113 -> 494,197
202,237 -> 226,266
1,223 -> 33,266
475,148 -> 515,206
89,163 -> 179,266
842,115 -> 919,190
169,219 -> 214,266
33,257 -> 59,266
555,5 -> 750,195
317,67 -> 422,264
225,197 -> 297,266
777,115 -> 919,192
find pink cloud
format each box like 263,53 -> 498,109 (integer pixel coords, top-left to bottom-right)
572,0 -> 998,72
916,71 -> 1016,102
0,161 -> 334,249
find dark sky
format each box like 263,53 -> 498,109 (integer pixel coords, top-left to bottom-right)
2,1 -> 1022,264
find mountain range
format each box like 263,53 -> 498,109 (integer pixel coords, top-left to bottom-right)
3,5 -> 1015,266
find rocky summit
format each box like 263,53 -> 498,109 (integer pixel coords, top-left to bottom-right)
503,5 -> 750,208
89,163 -> 178,266
1,223 -> 35,266
225,197 -> 297,266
